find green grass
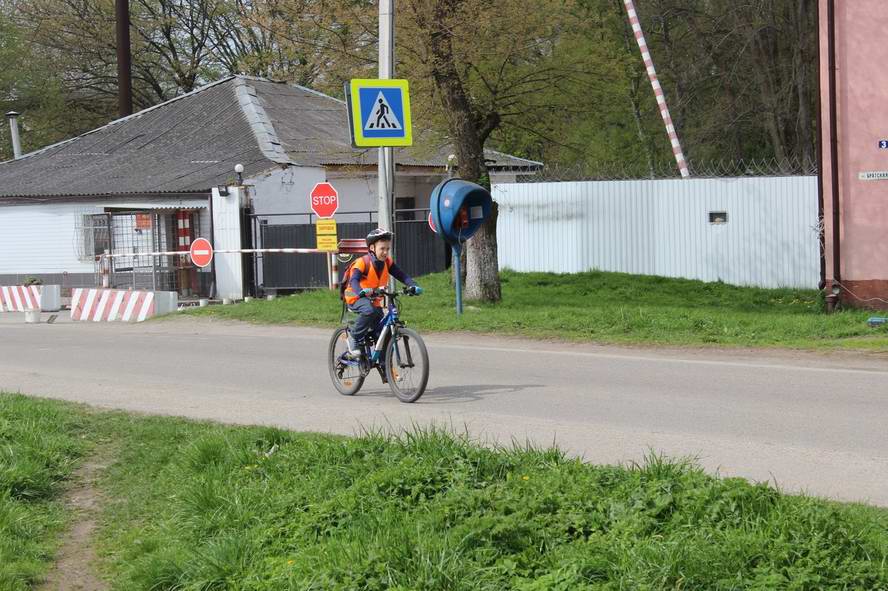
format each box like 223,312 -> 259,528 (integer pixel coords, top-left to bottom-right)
188,270 -> 888,350
3,394 -> 887,590
0,394 -> 90,590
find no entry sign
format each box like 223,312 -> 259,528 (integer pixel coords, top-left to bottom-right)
310,182 -> 339,218
189,237 -> 214,268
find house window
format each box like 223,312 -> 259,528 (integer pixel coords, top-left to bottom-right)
709,211 -> 728,224
395,197 -> 416,221
81,214 -> 111,260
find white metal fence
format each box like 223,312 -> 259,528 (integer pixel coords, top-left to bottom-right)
493,176 -> 820,289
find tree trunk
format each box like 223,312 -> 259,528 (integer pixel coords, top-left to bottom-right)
617,0 -> 656,176
465,201 -> 501,301
419,0 -> 502,302
629,81 -> 655,177
749,12 -> 789,163
794,0 -> 816,167
658,13 -> 691,163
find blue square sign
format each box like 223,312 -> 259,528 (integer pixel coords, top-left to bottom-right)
358,87 -> 406,139
347,79 -> 413,147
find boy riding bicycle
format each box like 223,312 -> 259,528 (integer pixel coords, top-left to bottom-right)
342,228 -> 423,359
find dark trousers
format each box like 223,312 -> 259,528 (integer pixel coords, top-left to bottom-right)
348,298 -> 384,346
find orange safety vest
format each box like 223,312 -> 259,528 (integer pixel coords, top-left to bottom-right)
343,255 -> 391,306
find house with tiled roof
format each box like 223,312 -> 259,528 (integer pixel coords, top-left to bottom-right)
0,75 -> 540,294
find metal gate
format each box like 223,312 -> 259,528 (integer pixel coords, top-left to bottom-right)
252,209 -> 447,291
89,210 -> 210,295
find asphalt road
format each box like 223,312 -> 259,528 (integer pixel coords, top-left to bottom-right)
2,313 -> 887,506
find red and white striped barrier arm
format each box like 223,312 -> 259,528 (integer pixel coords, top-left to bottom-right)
177,211 -> 193,265
0,285 -> 41,312
96,247 -> 326,259
623,0 -> 690,178
70,289 -> 156,322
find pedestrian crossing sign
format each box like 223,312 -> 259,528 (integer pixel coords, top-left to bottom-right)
346,79 -> 413,147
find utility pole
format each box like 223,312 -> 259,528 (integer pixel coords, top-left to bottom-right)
116,0 -> 133,117
377,0 -> 395,232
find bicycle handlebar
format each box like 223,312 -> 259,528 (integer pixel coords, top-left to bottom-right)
368,287 -> 418,298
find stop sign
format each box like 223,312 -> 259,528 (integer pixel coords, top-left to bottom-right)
310,182 -> 339,218
189,237 -> 214,268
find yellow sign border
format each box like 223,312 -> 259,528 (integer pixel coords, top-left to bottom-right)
349,79 -> 413,148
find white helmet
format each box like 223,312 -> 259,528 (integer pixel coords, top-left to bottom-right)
366,228 -> 394,246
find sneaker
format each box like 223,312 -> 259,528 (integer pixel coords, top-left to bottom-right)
343,349 -> 363,361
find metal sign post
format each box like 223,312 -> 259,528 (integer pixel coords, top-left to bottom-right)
342,0 -> 409,267
379,0 -> 394,235
452,244 -> 463,315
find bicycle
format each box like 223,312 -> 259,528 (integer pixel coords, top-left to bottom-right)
328,288 -> 430,403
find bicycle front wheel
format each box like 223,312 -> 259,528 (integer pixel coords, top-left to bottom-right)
328,327 -> 364,396
384,327 -> 429,403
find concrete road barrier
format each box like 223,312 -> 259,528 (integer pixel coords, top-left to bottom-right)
0,284 -> 61,312
70,288 -> 177,322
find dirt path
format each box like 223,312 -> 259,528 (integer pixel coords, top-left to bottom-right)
37,449 -> 113,591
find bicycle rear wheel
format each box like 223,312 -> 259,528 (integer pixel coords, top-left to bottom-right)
328,327 -> 364,395
384,327 -> 429,403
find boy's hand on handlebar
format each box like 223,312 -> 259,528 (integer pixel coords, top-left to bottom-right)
406,285 -> 423,296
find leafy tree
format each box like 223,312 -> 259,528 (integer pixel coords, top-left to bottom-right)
398,0 -> 591,301
0,10 -> 100,159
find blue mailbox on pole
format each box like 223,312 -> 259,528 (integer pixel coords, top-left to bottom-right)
429,178 -> 493,315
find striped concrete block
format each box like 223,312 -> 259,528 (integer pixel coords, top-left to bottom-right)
0,285 -> 62,312
70,288 -> 177,323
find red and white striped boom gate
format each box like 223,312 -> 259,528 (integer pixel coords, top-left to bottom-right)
97,241 -> 370,291
622,0 -> 690,178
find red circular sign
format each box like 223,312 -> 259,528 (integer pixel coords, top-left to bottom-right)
310,182 -> 339,218
428,211 -> 437,233
189,237 -> 214,268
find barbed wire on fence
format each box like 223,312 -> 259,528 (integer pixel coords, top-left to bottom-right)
518,157 -> 819,182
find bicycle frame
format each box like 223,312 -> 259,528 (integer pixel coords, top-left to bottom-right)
368,293 -> 401,363
339,291 -> 404,370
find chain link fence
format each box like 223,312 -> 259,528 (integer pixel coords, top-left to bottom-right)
518,157 -> 818,182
